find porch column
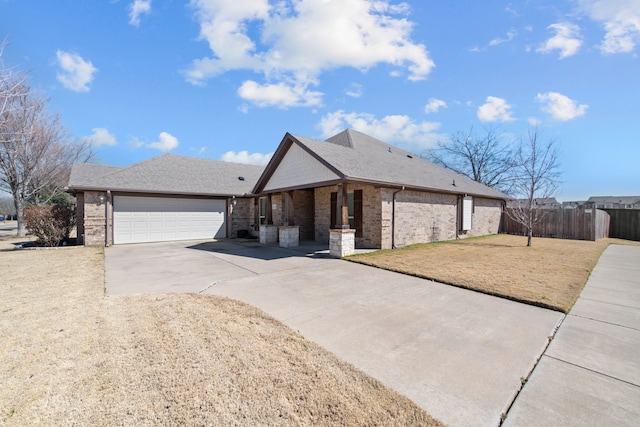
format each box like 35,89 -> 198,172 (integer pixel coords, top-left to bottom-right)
283,191 -> 294,226
253,197 -> 259,231
260,193 -> 278,244
266,194 -> 273,224
335,183 -> 349,229
330,183 -> 354,257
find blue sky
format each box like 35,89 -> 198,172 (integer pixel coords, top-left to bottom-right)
2,0 -> 639,201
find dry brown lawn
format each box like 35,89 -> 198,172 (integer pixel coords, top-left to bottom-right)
348,234 -> 640,313
0,238 -> 441,426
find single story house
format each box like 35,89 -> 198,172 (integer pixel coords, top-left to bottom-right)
67,129 -> 509,249
587,196 -> 640,210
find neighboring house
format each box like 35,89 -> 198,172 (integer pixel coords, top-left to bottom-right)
562,201 -> 590,209
68,129 -> 509,249
67,154 -> 264,246
253,129 -> 508,249
587,196 -> 640,209
507,198 -> 561,209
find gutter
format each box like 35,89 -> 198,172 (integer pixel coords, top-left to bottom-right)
391,186 -> 405,249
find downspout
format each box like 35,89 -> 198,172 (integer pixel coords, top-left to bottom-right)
391,186 -> 405,249
105,190 -> 111,247
456,194 -> 461,240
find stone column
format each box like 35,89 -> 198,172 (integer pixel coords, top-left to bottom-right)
329,228 -> 355,258
279,225 -> 299,248
259,224 -> 278,244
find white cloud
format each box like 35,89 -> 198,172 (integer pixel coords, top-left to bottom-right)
221,150 -> 273,166
129,137 -> 144,149
424,98 -> 447,114
237,80 -> 323,108
82,128 -> 117,147
318,110 -> 443,151
536,92 -> 588,121
489,29 -> 517,46
528,117 -> 542,126
129,0 -> 152,26
185,0 -> 434,107
147,131 -> 179,152
470,29 -> 517,52
505,4 -> 519,16
477,96 -> 515,122
190,146 -> 207,155
578,0 -> 640,54
345,83 -> 363,98
55,50 -> 98,92
536,22 -> 582,58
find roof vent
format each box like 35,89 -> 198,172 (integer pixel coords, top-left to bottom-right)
238,176 -> 245,181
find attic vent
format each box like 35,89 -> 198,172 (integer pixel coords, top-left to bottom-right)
407,154 -> 413,159
238,176 -> 245,181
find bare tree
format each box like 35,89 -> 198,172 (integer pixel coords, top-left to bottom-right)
507,127 -> 562,246
0,41 -> 27,117
0,195 -> 16,218
0,77 -> 95,236
427,126 -> 516,194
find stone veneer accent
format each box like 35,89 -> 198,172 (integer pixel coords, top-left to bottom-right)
259,225 -> 278,244
278,226 -> 299,248
329,229 -> 355,258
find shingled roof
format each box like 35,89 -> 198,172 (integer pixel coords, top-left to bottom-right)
68,154 -> 264,197
587,196 -> 640,205
254,129 -> 509,200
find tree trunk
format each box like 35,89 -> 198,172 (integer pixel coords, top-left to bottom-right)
527,228 -> 532,247
15,196 -> 26,237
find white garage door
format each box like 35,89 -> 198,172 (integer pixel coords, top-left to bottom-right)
113,196 -> 226,244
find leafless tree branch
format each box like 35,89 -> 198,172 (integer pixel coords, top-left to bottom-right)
426,125 -> 516,194
1,44 -> 96,236
506,126 -> 562,246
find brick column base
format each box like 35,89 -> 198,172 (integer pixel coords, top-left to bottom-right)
329,229 -> 355,258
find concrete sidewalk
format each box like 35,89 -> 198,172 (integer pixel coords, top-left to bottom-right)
503,244 -> 640,426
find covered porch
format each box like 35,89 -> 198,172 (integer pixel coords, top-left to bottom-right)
253,182 -> 359,257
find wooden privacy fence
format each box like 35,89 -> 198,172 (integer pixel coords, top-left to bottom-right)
502,207 -> 610,241
604,209 -> 640,242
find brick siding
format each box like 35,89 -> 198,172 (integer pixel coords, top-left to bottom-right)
314,184 -> 382,248
467,197 -> 503,237
83,191 -> 108,246
229,197 -> 255,238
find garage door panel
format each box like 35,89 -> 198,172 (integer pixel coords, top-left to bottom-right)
113,196 -> 227,244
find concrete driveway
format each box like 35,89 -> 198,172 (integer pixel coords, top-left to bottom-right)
106,239 -> 563,427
